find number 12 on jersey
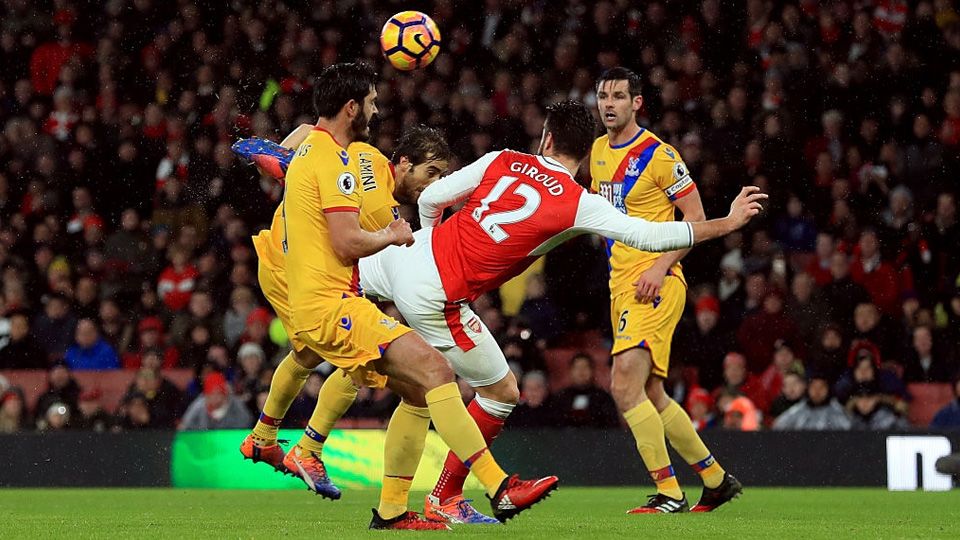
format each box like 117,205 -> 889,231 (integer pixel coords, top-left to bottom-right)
471,176 -> 542,242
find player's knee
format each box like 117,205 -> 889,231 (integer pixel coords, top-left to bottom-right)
610,360 -> 635,392
610,365 -> 644,411
609,376 -> 631,408
478,376 -> 520,405
387,376 -> 428,407
432,359 -> 456,385
499,381 -> 520,405
397,385 -> 427,408
418,350 -> 455,389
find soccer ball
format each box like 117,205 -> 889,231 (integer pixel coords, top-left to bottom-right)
380,11 -> 441,71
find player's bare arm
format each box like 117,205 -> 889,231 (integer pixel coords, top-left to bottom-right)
688,186 -> 766,241
576,187 -> 765,253
633,189 -> 706,303
327,211 -> 414,263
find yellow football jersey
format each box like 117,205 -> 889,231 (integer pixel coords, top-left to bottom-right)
281,127 -> 364,332
252,136 -> 400,333
351,141 -> 400,231
257,142 -> 398,266
590,129 -> 696,297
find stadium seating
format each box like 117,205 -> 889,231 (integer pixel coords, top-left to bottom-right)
1,369 -> 194,414
542,347 -> 611,392
906,383 -> 955,427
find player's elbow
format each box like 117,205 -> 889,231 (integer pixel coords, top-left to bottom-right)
330,234 -> 362,263
631,222 -> 692,252
418,198 -> 440,219
684,205 -> 706,222
418,211 -> 440,228
326,211 -> 367,261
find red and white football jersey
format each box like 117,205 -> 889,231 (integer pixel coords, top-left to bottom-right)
419,150 -> 695,304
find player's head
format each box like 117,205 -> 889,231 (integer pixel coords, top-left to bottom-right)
313,62 -> 379,143
537,100 -> 596,166
596,66 -> 643,132
392,124 -> 452,203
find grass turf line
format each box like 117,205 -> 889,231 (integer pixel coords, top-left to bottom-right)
1,487 -> 958,539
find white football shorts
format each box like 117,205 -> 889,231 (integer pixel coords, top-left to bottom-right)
359,228 -> 509,387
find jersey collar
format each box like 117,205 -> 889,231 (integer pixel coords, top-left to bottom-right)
609,127 -> 645,149
312,126 -> 343,147
537,155 -> 572,176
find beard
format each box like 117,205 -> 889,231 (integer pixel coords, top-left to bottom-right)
349,111 -> 371,143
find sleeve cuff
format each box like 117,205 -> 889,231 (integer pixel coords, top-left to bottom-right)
323,206 -> 360,214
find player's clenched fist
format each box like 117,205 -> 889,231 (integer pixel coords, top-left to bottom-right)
727,186 -> 767,229
387,218 -> 415,247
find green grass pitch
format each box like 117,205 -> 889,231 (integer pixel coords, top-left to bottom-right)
1,487 -> 958,539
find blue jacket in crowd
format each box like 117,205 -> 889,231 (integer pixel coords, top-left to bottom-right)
930,400 -> 960,429
65,339 -> 120,370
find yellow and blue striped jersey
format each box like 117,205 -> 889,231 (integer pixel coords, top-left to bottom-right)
590,128 -> 696,297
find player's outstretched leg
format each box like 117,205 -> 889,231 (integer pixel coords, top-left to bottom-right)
241,351 -> 315,473
282,369 -> 357,500
231,138 -> 293,179
426,371 -> 518,525
650,380 -> 742,512
368,399 -> 449,531
379,332 -> 558,523
612,348 -> 688,514
424,398 -> 506,524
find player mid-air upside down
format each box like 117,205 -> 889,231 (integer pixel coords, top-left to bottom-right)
244,61 -> 565,531
237,93 -> 766,522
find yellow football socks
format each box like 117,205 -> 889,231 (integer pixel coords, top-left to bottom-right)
378,401 -> 431,520
298,369 -> 358,454
252,352 -> 312,443
660,399 -> 725,489
425,382 -> 507,497
624,400 -> 683,499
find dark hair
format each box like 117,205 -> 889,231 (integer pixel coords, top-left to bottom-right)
392,124 -> 453,166
596,66 -> 643,97
544,100 -> 596,161
312,62 -> 378,120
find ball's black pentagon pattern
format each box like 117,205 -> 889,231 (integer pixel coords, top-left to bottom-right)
384,14 -> 440,68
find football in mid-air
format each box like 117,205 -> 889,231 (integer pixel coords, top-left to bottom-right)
380,10 -> 441,71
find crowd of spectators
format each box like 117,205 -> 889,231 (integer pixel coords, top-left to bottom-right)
1,0 -> 959,433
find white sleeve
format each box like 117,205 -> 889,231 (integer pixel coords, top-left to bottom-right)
418,151 -> 500,227
573,192 -> 694,252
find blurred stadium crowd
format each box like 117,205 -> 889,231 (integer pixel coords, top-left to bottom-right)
1,0 -> 959,434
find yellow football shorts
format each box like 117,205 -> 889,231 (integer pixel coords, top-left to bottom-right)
296,296 -> 411,389
610,274 -> 686,378
256,257 -> 307,353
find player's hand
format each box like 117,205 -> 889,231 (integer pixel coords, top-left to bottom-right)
632,266 -> 666,304
387,218 -> 415,247
727,186 -> 768,230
